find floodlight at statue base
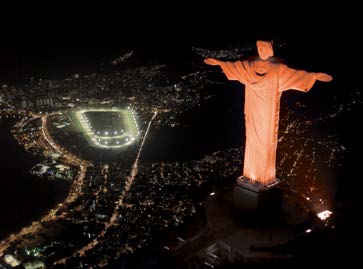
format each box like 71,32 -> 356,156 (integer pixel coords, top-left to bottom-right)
233,176 -> 282,213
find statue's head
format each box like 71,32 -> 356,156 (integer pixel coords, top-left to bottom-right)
256,40 -> 274,60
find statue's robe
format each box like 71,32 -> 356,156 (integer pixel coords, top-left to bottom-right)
219,60 -> 316,185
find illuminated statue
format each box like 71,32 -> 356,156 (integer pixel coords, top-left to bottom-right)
205,40 -> 332,186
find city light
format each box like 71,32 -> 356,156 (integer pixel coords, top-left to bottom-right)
0,42 -> 345,268
317,210 -> 333,221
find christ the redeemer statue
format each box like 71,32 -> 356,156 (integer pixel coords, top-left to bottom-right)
205,40 -> 332,187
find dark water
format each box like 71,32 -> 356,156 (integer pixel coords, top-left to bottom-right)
141,82 -> 245,162
0,119 -> 70,239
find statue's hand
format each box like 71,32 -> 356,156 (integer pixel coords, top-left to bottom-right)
316,73 -> 333,82
204,58 -> 221,66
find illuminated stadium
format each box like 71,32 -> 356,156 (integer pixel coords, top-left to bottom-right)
74,107 -> 140,148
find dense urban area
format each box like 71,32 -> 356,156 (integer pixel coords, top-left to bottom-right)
0,47 -> 359,268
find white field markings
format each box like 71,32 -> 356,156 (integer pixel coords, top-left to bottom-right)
54,110 -> 158,265
0,115 -> 89,256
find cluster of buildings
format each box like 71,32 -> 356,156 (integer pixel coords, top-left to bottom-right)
0,50 -> 345,267
2,111 -> 244,267
0,64 -> 213,128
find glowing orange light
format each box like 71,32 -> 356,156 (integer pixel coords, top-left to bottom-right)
204,41 -> 333,185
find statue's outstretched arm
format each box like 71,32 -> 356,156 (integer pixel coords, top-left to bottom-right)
204,58 -> 249,84
204,58 -> 222,66
315,72 -> 333,82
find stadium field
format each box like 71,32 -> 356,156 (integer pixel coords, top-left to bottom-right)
73,107 -> 139,149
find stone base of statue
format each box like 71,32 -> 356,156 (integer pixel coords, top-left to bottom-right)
233,176 -> 282,213
170,176 -> 320,266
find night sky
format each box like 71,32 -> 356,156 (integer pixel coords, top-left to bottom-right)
0,5 -> 356,67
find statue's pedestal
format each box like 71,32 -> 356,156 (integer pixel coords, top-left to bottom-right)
233,176 -> 281,213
